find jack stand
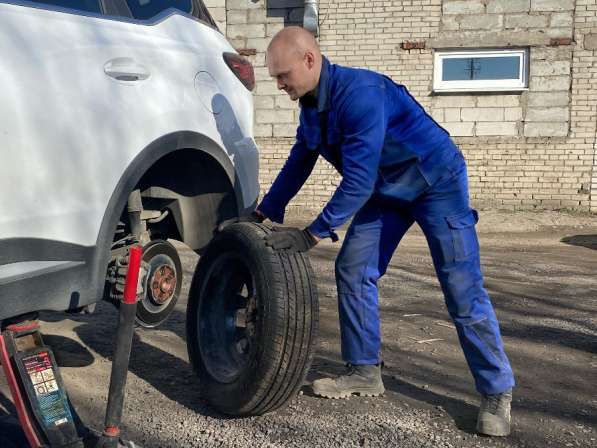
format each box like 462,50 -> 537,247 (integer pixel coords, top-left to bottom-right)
0,246 -> 144,448
94,246 -> 143,448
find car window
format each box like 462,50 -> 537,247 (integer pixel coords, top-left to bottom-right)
192,0 -> 217,28
125,0 -> 191,20
28,0 -> 102,13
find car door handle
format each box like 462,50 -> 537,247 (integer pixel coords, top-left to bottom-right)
104,58 -> 150,82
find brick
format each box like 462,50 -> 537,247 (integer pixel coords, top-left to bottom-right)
443,1 -> 485,15
526,107 -> 569,122
477,96 -> 520,108
530,61 -> 571,76
487,0 -> 530,14
210,7 -> 226,22
254,66 -> 271,81
226,0 -> 264,9
203,0 -> 224,7
245,37 -> 270,52
256,109 -> 294,124
548,34 -> 573,43
254,96 -> 274,109
505,107 -> 523,121
445,108 -> 461,122
476,122 -> 519,136
266,22 -> 285,37
255,81 -> 282,96
253,124 -> 272,137
273,124 -> 299,137
227,24 -> 265,39
530,76 -> 570,91
460,14 -> 502,30
461,108 -> 505,122
248,8 -> 267,23
505,14 -> 548,28
527,92 -> 570,107
524,122 -> 569,137
432,96 -> 476,108
550,12 -> 574,27
531,46 -> 571,60
227,9 -> 247,24
443,122 -> 475,136
584,33 -> 597,50
430,108 -> 445,122
532,0 -> 575,12
442,15 -> 461,31
275,95 -> 298,109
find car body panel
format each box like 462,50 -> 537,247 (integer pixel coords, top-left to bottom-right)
0,2 -> 259,319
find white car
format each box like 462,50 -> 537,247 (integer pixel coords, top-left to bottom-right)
0,0 -> 260,326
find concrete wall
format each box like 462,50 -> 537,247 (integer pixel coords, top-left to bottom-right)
221,0 -> 597,214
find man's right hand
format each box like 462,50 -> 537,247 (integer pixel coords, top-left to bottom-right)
217,210 -> 265,232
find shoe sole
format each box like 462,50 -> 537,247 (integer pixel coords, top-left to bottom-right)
476,421 -> 511,437
313,388 -> 385,399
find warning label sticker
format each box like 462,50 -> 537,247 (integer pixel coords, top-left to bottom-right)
21,352 -> 74,428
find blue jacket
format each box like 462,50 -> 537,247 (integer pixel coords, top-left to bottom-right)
259,57 -> 463,240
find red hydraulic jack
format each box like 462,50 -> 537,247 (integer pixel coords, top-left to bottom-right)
0,246 -> 144,448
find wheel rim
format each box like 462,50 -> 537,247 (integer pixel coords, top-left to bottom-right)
197,253 -> 257,384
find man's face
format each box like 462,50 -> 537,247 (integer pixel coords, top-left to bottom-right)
267,46 -> 314,101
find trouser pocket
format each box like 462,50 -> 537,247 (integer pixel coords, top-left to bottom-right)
445,209 -> 480,261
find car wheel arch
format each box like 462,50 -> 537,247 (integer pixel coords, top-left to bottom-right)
91,131 -> 243,298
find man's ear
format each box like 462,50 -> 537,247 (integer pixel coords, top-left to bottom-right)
304,51 -> 315,69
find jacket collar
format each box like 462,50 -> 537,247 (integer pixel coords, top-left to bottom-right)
299,56 -> 331,113
316,56 -> 331,113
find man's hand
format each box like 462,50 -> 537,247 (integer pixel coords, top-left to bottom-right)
217,210 -> 265,232
265,227 -> 319,253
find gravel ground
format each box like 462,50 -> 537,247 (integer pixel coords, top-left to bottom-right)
1,210 -> 596,448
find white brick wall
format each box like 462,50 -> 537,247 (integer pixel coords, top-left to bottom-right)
221,0 -> 597,214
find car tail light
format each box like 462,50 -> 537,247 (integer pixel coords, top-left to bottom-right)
223,52 -> 255,91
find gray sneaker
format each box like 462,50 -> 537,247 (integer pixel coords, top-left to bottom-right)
311,364 -> 385,399
476,389 -> 512,436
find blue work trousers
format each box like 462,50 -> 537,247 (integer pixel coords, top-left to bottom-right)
335,160 -> 515,395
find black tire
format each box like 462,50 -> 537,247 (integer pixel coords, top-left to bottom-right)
136,240 -> 182,328
186,222 -> 319,416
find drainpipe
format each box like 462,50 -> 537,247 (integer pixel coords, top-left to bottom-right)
303,0 -> 319,37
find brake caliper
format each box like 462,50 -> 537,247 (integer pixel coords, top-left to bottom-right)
106,253 -> 149,302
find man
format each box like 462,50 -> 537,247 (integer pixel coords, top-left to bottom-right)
252,26 -> 515,437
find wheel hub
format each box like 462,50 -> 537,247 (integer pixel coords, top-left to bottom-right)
149,265 -> 176,305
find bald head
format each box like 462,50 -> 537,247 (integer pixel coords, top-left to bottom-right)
266,26 -> 323,101
268,26 -> 321,58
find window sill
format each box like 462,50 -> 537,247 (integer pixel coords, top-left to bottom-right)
432,87 -> 529,95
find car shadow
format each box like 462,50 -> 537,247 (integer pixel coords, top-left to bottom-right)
41,334 -> 95,368
560,234 -> 597,250
71,314 -> 230,420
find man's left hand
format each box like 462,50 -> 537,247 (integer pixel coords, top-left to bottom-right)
265,227 -> 319,253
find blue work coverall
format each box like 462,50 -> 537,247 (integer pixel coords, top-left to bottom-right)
259,57 -> 515,395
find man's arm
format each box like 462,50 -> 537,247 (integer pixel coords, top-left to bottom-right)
307,85 -> 386,241
258,125 -> 319,223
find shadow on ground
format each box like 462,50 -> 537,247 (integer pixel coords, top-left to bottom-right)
561,234 -> 597,250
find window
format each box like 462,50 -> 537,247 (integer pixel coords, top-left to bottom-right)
125,0 -> 192,20
29,0 -> 101,13
433,49 -> 528,92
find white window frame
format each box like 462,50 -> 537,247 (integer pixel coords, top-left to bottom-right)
433,49 -> 529,93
